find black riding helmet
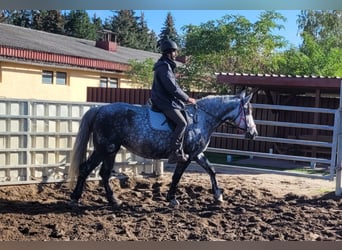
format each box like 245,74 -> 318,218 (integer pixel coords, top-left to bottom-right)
160,39 -> 178,54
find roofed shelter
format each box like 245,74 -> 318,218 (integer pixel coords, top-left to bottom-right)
216,73 -> 342,108
216,73 -> 342,195
215,73 -> 342,159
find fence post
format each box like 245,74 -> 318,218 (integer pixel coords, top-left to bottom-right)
336,80 -> 342,195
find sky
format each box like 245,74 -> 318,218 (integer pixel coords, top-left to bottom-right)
87,10 -> 302,48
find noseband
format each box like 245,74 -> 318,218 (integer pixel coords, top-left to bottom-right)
225,101 -> 248,131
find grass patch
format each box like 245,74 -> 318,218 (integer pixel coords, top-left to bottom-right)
204,152 -> 247,165
287,168 -> 330,176
204,152 -> 330,175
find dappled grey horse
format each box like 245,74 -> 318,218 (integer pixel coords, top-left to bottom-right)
68,91 -> 258,207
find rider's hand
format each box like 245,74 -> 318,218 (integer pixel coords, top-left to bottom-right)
188,97 -> 196,105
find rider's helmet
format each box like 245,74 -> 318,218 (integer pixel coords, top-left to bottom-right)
160,39 -> 178,53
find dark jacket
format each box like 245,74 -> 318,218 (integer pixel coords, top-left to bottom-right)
151,56 -> 190,111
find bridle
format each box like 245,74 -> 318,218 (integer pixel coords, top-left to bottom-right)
195,100 -> 248,131
225,101 -> 248,131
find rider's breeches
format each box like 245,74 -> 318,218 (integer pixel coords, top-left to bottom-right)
163,109 -> 187,151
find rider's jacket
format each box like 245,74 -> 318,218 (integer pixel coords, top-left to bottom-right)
151,55 -> 189,111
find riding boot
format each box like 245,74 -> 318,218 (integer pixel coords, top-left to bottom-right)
168,139 -> 189,164
168,149 -> 189,164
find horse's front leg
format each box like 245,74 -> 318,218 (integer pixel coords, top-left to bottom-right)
194,153 -> 223,203
166,160 -> 191,207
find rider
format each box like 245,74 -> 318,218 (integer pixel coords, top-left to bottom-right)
151,39 -> 196,164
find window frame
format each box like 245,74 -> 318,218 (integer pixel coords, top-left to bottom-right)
100,76 -> 118,88
56,71 -> 67,85
42,70 -> 54,84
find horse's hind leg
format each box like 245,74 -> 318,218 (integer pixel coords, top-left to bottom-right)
99,153 -> 122,207
70,150 -> 102,205
194,153 -> 223,202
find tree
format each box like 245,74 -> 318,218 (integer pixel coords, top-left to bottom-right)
284,11 -> 342,77
136,11 -> 158,52
297,10 -> 342,49
127,58 -> 155,88
6,10 -> 34,27
32,10 -> 65,34
107,10 -> 157,52
0,10 -> 10,23
274,33 -> 342,77
109,10 -> 139,47
158,12 -> 180,50
64,10 -> 97,40
91,14 -> 103,41
180,11 -> 288,91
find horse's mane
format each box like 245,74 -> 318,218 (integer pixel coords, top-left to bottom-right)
197,94 -> 236,104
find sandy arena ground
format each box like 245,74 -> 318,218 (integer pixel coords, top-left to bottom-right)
0,164 -> 341,241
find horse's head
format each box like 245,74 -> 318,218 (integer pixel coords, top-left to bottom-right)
228,90 -> 258,140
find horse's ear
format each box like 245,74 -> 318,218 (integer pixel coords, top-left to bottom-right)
243,93 -> 253,105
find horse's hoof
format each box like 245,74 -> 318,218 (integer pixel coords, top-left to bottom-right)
215,194 -> 224,203
214,189 -> 224,203
169,198 -> 180,208
109,198 -> 122,208
69,199 -> 79,209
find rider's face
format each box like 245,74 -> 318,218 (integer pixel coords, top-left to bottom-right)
170,49 -> 177,60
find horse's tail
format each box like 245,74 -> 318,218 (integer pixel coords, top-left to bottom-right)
68,107 -> 99,189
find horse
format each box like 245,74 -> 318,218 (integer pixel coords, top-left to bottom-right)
68,90 -> 258,207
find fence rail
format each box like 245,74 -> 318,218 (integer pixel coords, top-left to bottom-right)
208,102 -> 338,180
0,98 -> 161,185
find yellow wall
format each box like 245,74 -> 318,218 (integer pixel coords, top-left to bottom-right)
0,61 -> 126,102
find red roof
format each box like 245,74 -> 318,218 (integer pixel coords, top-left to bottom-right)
0,45 -> 130,72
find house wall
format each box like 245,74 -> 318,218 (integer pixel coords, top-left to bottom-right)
0,61 -> 126,102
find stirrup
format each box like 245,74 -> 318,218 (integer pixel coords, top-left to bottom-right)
168,150 -> 189,164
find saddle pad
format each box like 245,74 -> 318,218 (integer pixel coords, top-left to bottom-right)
147,109 -> 172,131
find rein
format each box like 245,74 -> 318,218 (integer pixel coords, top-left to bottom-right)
195,101 -> 247,131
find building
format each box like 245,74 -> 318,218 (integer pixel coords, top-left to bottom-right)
0,23 -> 161,102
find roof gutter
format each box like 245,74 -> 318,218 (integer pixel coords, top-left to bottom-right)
0,45 -> 130,72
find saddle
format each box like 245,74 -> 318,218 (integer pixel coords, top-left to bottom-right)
147,99 -> 193,131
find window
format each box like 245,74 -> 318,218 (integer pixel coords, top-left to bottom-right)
100,77 -> 107,88
56,72 -> 67,85
108,78 -> 118,88
100,77 -> 118,88
42,71 -> 53,84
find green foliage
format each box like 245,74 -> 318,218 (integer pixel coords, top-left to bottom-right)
6,10 -> 33,27
3,9 -> 342,83
64,10 -> 97,40
127,58 -> 155,88
0,10 -> 10,22
158,12 -> 181,48
298,10 -> 342,49
180,11 -> 288,91
5,10 -> 66,34
293,11 -> 342,77
34,10 -> 65,34
275,33 -> 342,77
108,10 -> 158,52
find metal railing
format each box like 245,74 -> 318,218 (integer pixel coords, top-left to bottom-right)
207,103 -> 338,181
0,99 -> 159,185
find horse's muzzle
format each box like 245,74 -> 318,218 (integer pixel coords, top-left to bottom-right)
245,131 -> 257,140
